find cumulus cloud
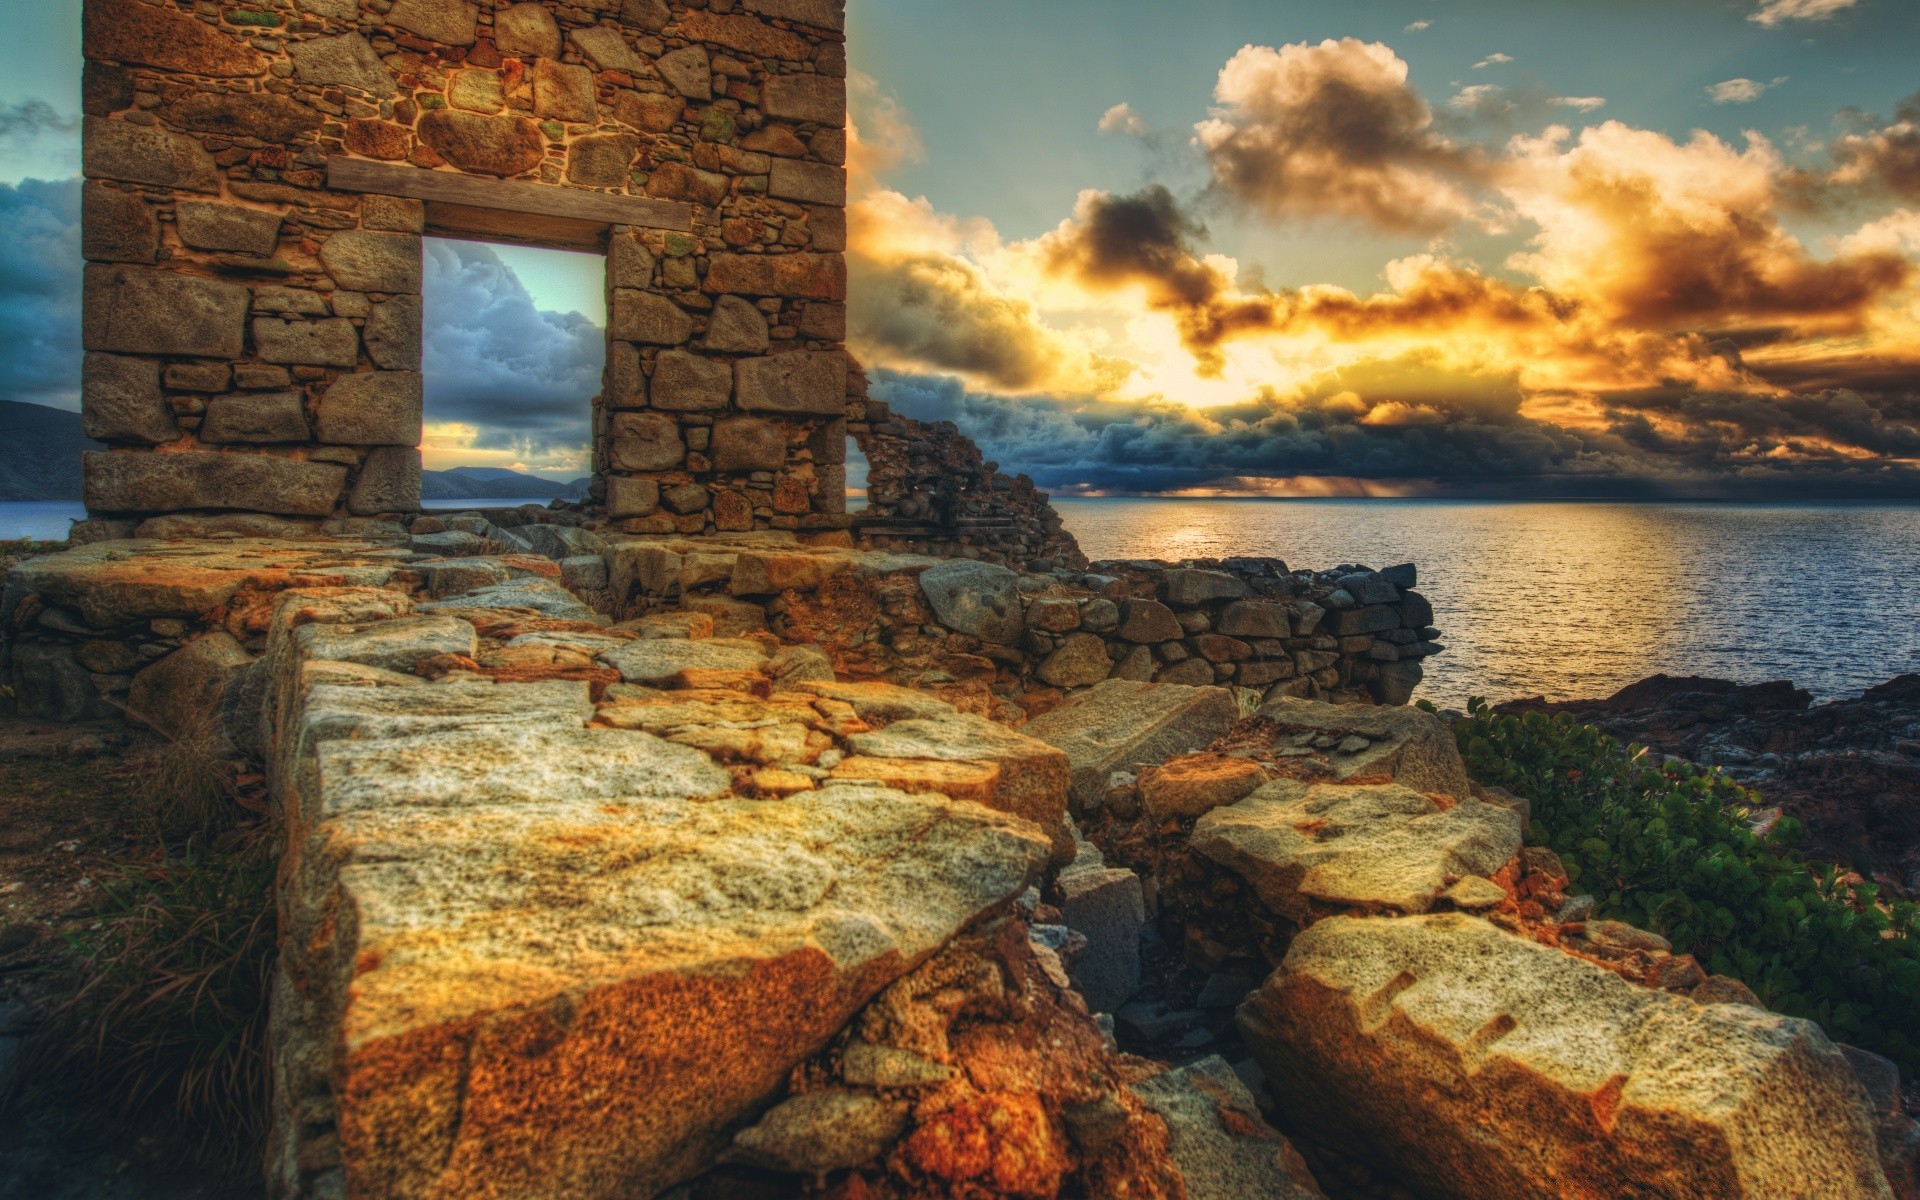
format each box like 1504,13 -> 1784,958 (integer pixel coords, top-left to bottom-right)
0,178 -> 82,408
421,240 -> 603,459
1098,103 -> 1150,137
1750,0 -> 1856,26
1193,39 -> 1490,233
1474,53 -> 1514,69
1821,92 -> 1920,203
1709,77 -> 1785,105
1502,122 -> 1909,329
1554,96 -> 1607,114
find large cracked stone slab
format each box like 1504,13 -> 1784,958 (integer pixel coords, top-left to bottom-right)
1021,679 -> 1241,813
1191,780 -> 1521,920
1239,913 -> 1895,1200
844,713 -> 1073,865
916,560 -> 1022,644
1253,696 -> 1471,799
84,451 -> 345,517
417,578 -> 597,620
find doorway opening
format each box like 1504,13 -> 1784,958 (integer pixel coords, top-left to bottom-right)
419,237 -> 604,508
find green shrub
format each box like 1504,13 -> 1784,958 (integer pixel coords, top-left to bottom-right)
1452,699 -> 1920,1073
11,834 -> 278,1169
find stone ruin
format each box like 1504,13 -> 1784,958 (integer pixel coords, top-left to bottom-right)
6,1 -> 1908,1197
78,0 -> 852,535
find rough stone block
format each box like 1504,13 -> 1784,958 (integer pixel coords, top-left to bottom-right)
9,643 -> 109,722
84,0 -> 272,75
610,412 -> 686,471
1058,851 -> 1144,1014
672,11 -> 811,59
127,633 -> 251,739
735,351 -> 847,415
568,132 -> 642,187
349,447 -> 422,515
447,68 -> 505,113
1254,697 -> 1469,797
175,201 -> 283,256
492,3 -> 561,57
1021,678 -> 1242,812
1037,633 -> 1113,688
843,713 -> 1074,865
386,0 -> 478,44
202,391 -> 310,444
655,45 -> 712,99
761,74 -> 846,125
83,450 -> 345,516
84,265 -> 249,358
711,416 -> 788,471
769,160 -> 846,205
319,232 -> 422,294
1164,569 -> 1249,606
651,349 -> 732,410
1127,1056 -> 1325,1200
570,25 -> 645,73
598,638 -> 769,684
611,290 -> 693,345
286,33 -> 397,96
1217,601 -> 1290,639
1241,913 -> 1896,1200
364,295 -> 422,370
81,184 -> 156,263
918,560 -> 1022,644
703,295 -> 771,353
1193,780 -> 1521,919
254,317 -> 360,367
161,92 -> 324,143
416,111 -> 545,176
317,372 -> 423,445
615,90 -> 683,133
609,235 -> 656,289
81,353 -> 178,445
1117,598 -> 1180,643
606,475 -> 661,518
707,253 -> 847,300
533,58 -> 597,122
165,362 -> 231,392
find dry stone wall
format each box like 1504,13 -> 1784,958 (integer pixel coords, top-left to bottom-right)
79,0 -> 849,533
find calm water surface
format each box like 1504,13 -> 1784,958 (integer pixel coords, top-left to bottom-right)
1054,498 -> 1920,706
5,498 -> 1916,704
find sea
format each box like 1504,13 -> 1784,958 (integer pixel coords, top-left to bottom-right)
6,497 -> 1917,706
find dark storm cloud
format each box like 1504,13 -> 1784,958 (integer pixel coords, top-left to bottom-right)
421,240 -> 604,451
848,249 -> 1077,392
0,177 -> 82,408
1827,91 -> 1920,203
871,364 -> 1920,499
0,100 -> 79,143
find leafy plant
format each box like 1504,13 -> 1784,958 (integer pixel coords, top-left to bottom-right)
8,833 -> 279,1169
1455,699 -> 1920,1073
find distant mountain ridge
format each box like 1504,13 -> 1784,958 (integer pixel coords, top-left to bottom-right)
0,401 -> 98,502
0,400 -> 587,504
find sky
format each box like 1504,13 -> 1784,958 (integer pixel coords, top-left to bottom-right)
6,0 -> 1920,494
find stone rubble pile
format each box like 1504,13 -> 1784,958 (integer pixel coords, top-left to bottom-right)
5,525 -> 1910,1199
845,383 -> 1087,571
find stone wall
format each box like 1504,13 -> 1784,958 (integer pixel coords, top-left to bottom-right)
845,369 -> 1086,570
79,0 -> 849,533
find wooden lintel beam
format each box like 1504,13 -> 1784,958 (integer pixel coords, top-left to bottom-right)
326,156 -> 695,234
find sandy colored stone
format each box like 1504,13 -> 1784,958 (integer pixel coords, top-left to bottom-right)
761,73 -> 845,124
651,349 -> 733,411
1192,780 -> 1519,919
84,451 -> 344,517
84,0 -> 270,75
1128,1057 -> 1326,1200
598,638 -> 768,685
1255,696 -> 1472,798
299,616 -> 478,674
1138,754 -> 1267,821
1037,632 -> 1112,688
350,447 -> 422,516
202,391 -> 310,444
1240,914 -> 1895,1200
84,264 -> 247,357
387,0 -> 478,45
81,352 -> 177,445
81,184 -> 156,264
609,412 -> 686,472
492,4 -> 561,57
781,680 -> 958,726
84,114 -> 223,191
703,294 -> 770,353
705,253 -> 846,301
569,25 -> 645,73
319,232 -> 422,295
175,201 -> 282,256
416,110 -> 546,176
1021,679 -> 1241,812
533,58 -> 597,122
610,289 -> 691,345
847,713 -> 1073,865
253,317 -> 359,367
917,560 -> 1022,644
317,371 -> 423,445
287,33 -> 397,96
728,549 -> 848,596
655,45 -> 711,100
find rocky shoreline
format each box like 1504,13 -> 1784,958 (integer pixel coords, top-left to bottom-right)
1499,673 -> 1920,898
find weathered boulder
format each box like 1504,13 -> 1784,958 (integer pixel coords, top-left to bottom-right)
1056,832 -> 1145,1014
1127,1056 -> 1326,1200
598,638 -> 768,685
1240,914 -> 1895,1200
84,451 -> 345,517
779,679 -> 958,725
917,560 -> 1023,645
1254,696 -> 1471,799
1021,679 -> 1241,812
842,713 -> 1073,865
417,579 -> 596,620
1037,631 -> 1113,688
1139,754 -> 1267,821
1192,780 -> 1521,920
126,631 -> 252,738
297,615 -> 477,675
